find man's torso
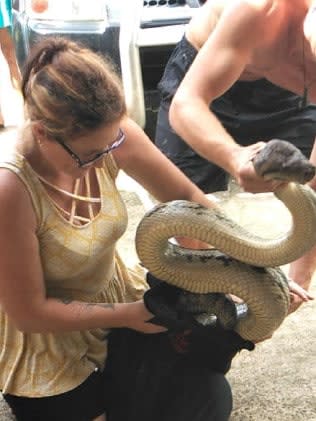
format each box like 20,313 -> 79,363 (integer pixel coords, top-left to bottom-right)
187,0 -> 316,100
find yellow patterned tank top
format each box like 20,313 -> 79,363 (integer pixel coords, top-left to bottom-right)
0,142 -> 148,397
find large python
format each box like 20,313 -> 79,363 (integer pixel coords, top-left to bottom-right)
135,140 -> 316,343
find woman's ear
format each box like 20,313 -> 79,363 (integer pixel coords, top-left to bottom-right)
32,122 -> 47,141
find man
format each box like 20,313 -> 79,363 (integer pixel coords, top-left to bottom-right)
156,0 -> 316,192
155,0 -> 316,309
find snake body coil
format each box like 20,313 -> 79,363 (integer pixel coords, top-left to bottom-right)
135,140 -> 316,342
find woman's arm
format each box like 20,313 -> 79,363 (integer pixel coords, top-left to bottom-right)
115,117 -> 219,250
115,119 -> 315,311
0,169 -> 165,334
115,117 -> 215,208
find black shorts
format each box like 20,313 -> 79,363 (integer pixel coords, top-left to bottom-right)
3,369 -> 107,421
155,36 -> 316,193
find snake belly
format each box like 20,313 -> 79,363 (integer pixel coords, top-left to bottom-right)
135,183 -> 316,342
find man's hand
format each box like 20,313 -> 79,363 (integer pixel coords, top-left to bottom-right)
232,143 -> 286,193
287,279 -> 314,314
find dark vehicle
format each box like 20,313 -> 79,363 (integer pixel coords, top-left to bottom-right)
12,0 -> 204,138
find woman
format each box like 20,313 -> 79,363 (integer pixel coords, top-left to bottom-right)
0,36 -> 232,421
0,37 -> 309,421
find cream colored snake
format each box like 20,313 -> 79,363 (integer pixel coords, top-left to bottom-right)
135,140 -> 316,342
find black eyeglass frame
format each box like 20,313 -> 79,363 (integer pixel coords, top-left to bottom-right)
56,128 -> 126,168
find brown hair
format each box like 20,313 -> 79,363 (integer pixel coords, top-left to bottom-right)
22,37 -> 126,142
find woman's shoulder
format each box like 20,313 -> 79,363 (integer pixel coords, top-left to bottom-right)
0,137 -> 42,223
0,152 -> 37,230
0,137 -> 33,182
0,129 -> 28,164
0,142 -> 31,200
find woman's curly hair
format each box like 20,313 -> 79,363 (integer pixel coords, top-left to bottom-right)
22,37 -> 126,142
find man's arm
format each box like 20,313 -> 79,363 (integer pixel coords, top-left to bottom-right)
169,0 -> 281,192
287,139 -> 316,311
289,138 -> 316,286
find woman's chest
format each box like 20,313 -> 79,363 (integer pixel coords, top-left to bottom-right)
39,192 -> 128,285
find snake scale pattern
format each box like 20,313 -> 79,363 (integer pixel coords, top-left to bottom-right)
135,140 -> 316,342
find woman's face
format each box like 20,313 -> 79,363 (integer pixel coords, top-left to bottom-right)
56,121 -> 125,170
36,120 -> 125,176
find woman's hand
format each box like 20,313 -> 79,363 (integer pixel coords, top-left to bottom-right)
125,300 -> 167,334
287,279 -> 314,314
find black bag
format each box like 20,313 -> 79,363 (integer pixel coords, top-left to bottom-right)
104,274 -> 254,421
143,273 -> 254,372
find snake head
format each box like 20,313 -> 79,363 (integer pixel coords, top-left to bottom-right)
252,139 -> 316,184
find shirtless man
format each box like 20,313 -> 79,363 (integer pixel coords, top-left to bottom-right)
155,0 -> 316,309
